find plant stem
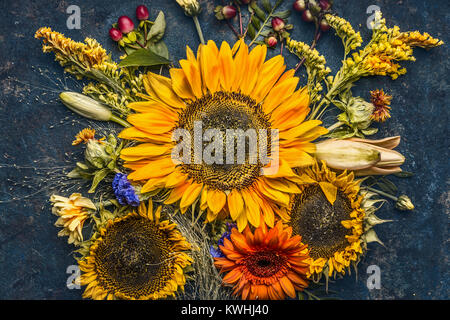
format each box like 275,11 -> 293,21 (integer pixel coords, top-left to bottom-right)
367,187 -> 398,201
192,16 -> 206,45
326,121 -> 344,132
238,5 -> 243,35
110,114 -> 132,127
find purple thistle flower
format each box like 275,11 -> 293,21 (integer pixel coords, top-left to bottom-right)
112,173 -> 140,207
210,223 -> 236,258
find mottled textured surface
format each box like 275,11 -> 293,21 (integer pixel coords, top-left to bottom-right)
0,0 -> 448,299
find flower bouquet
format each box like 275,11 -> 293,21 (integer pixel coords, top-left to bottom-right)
35,0 -> 442,300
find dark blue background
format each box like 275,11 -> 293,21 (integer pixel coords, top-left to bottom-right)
0,0 -> 448,299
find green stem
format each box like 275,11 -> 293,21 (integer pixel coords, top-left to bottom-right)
192,16 -> 205,45
326,121 -> 344,132
367,187 -> 398,201
109,114 -> 132,127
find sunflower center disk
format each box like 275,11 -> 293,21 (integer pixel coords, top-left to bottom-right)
289,186 -> 353,260
176,91 -> 271,191
94,217 -> 173,298
244,251 -> 286,279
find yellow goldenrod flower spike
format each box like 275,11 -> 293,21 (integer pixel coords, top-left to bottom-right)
35,27 -> 119,80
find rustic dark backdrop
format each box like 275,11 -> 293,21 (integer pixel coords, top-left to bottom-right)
0,0 -> 448,299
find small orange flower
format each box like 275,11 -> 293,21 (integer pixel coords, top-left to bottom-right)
72,128 -> 104,145
370,89 -> 392,122
214,221 -> 309,300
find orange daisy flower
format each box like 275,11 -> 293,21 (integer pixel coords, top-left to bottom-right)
214,221 -> 309,300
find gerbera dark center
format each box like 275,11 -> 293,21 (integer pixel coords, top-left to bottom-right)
289,185 -> 353,260
245,251 -> 286,278
94,217 -> 174,298
176,91 -> 271,191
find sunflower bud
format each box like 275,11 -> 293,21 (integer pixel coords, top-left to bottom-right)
176,0 -> 202,17
315,136 -> 405,176
60,92 -> 112,121
395,195 -> 414,211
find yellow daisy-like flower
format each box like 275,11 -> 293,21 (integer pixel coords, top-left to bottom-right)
119,39 -> 327,232
50,193 -> 96,245
77,200 -> 192,300
72,128 -> 105,145
284,161 -> 365,280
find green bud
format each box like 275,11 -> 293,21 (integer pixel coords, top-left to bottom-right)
59,92 -> 112,121
85,140 -> 111,169
345,97 -> 375,130
395,195 -> 414,211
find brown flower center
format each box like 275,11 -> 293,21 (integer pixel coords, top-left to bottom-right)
175,91 -> 271,191
288,185 -> 353,260
93,216 -> 174,298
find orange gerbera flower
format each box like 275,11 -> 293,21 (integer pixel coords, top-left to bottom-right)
214,221 -> 309,300
119,39 -> 327,231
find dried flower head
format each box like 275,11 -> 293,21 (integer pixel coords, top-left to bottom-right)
50,193 -> 96,245
370,89 -> 392,122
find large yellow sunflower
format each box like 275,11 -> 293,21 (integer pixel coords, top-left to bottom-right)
119,39 -> 327,231
284,161 -> 365,281
77,200 -> 192,300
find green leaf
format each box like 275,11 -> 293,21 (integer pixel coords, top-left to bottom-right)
118,48 -> 170,67
247,24 -> 256,39
262,0 -> 272,12
272,10 -> 291,19
148,41 -> 170,60
393,171 -> 415,178
88,168 -> 111,193
251,15 -> 261,29
250,2 -> 266,21
377,177 -> 398,195
147,11 -> 166,42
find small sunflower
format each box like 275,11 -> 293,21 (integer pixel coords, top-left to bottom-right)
370,89 -> 392,122
119,39 -> 327,231
285,161 -> 366,280
77,200 -> 192,300
214,221 -> 309,300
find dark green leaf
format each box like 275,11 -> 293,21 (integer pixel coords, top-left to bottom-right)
262,0 -> 272,12
377,177 -> 398,195
88,168 -> 111,193
247,24 -> 256,39
118,48 -> 170,67
272,10 -> 291,19
250,2 -> 266,21
393,171 -> 415,178
148,41 -> 170,60
251,15 -> 261,29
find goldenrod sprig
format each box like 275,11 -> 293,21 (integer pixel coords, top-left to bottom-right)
286,38 -> 331,104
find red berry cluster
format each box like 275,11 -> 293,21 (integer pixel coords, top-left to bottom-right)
109,5 -> 149,42
293,0 -> 332,32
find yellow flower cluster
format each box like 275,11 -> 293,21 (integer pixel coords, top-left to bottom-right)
343,12 -> 443,80
35,27 -> 118,80
325,14 -> 363,54
286,38 -> 331,103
